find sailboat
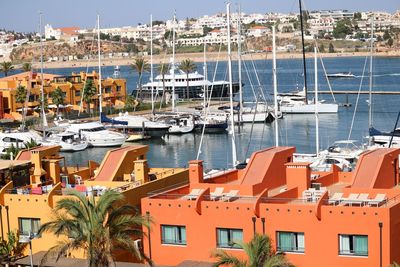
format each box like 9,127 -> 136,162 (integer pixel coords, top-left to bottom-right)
278,0 -> 338,114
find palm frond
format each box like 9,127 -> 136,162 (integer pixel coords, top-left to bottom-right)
212,249 -> 246,267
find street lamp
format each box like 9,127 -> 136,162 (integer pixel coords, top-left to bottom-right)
19,232 -> 34,267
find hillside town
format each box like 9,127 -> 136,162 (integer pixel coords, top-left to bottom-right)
1,9 -> 400,63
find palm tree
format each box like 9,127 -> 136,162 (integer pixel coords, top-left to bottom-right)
212,234 -> 294,267
125,95 -> 137,111
15,85 -> 27,116
130,57 -> 150,99
38,190 -> 152,267
82,79 -> 98,115
0,231 -> 28,262
51,87 -> 65,116
22,62 -> 32,72
158,63 -> 169,109
179,59 -> 196,99
0,61 -> 14,77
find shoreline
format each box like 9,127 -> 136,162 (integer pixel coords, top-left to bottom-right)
29,50 -> 400,70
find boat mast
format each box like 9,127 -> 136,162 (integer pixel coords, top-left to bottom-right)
150,14 -> 154,115
368,17 -> 374,129
227,3 -> 237,166
314,46 -> 319,155
97,14 -> 103,116
299,0 -> 308,103
203,38 -> 207,110
236,5 -> 243,123
39,12 -> 47,137
272,26 -> 279,147
171,13 -> 176,111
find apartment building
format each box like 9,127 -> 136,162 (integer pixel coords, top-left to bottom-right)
142,146 -> 400,267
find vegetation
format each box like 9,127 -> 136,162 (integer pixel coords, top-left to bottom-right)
332,19 -> 353,39
38,189 -> 152,267
0,61 -> 14,77
329,43 -> 335,53
179,59 -> 197,99
130,57 -> 150,100
158,63 -> 169,109
82,79 -> 98,115
1,139 -> 39,160
0,231 -> 28,262
212,234 -> 294,267
15,85 -> 27,116
124,95 -> 138,111
50,87 -> 65,116
22,62 -> 32,72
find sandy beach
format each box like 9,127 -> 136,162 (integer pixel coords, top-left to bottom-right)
30,50 -> 400,70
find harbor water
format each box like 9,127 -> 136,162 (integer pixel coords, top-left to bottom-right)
4,56 -> 400,170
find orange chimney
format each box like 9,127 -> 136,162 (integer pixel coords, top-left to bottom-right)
285,162 -> 311,194
189,160 -> 204,184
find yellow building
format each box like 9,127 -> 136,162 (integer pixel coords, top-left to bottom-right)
0,145 -> 188,263
0,70 -> 127,120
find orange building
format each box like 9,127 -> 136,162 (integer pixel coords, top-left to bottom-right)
0,70 -> 127,120
0,145 -> 188,262
141,147 -> 400,267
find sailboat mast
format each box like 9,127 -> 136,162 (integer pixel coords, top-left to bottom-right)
227,3 -> 237,166
203,38 -> 207,110
39,12 -> 47,137
150,14 -> 154,114
171,13 -> 176,111
368,17 -> 374,128
272,26 -> 279,147
299,0 -> 308,103
314,46 -> 319,155
236,5 -> 243,123
97,14 -> 103,115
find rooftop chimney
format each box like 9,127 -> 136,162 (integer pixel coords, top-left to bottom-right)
285,162 -> 311,194
189,160 -> 204,184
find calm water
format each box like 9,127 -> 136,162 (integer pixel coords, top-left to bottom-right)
3,56 -> 400,170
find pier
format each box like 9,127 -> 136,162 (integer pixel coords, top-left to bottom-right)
312,91 -> 400,95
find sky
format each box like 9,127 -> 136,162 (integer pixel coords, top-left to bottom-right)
1,0 -> 399,32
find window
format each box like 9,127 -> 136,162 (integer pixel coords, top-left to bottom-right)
217,228 -> 243,249
277,231 -> 305,253
105,87 -> 112,94
18,218 -> 40,237
75,90 -> 81,96
339,235 -> 368,256
116,86 -> 121,92
161,225 -> 186,245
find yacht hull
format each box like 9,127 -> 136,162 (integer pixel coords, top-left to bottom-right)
280,103 -> 338,114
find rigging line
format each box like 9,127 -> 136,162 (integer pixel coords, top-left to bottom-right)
315,42 -> 336,103
79,21 -> 97,117
249,54 -> 267,103
347,56 -> 369,141
243,60 -> 257,100
245,94 -> 259,158
196,40 -> 223,160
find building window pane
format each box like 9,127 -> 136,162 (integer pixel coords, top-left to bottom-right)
217,228 -> 243,249
18,218 -> 41,237
161,225 -> 186,245
277,231 -> 305,253
339,234 -> 368,256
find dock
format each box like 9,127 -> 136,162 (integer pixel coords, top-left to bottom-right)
312,91 -> 400,95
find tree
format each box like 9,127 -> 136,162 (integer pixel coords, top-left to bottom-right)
0,231 -> 28,262
130,57 -> 150,99
353,12 -> 362,20
22,62 -> 32,72
82,79 -> 98,115
125,95 -> 138,111
1,139 -> 39,160
329,43 -> 335,53
158,63 -> 170,109
388,38 -> 394,47
179,59 -> 197,99
212,234 -> 294,267
38,190 -> 152,267
332,19 -> 353,39
0,61 -> 14,77
319,43 -> 325,53
51,87 -> 65,116
15,85 -> 27,116
383,30 -> 391,41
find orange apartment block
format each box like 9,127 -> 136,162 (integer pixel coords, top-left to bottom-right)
141,146 -> 400,267
0,70 -> 127,120
0,144 -> 188,262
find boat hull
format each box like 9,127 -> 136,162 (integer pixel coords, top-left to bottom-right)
195,122 -> 228,134
280,103 -> 338,114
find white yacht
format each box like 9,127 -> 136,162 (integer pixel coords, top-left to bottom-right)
0,130 -> 42,153
278,89 -> 338,114
155,114 -> 195,134
111,112 -> 170,138
66,122 -> 126,147
41,132 -> 88,152
327,72 -> 356,79
141,66 -> 240,99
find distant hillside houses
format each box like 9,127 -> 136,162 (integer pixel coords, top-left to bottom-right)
44,24 -> 80,42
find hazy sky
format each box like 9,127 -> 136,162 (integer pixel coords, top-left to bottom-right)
1,0 -> 399,32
